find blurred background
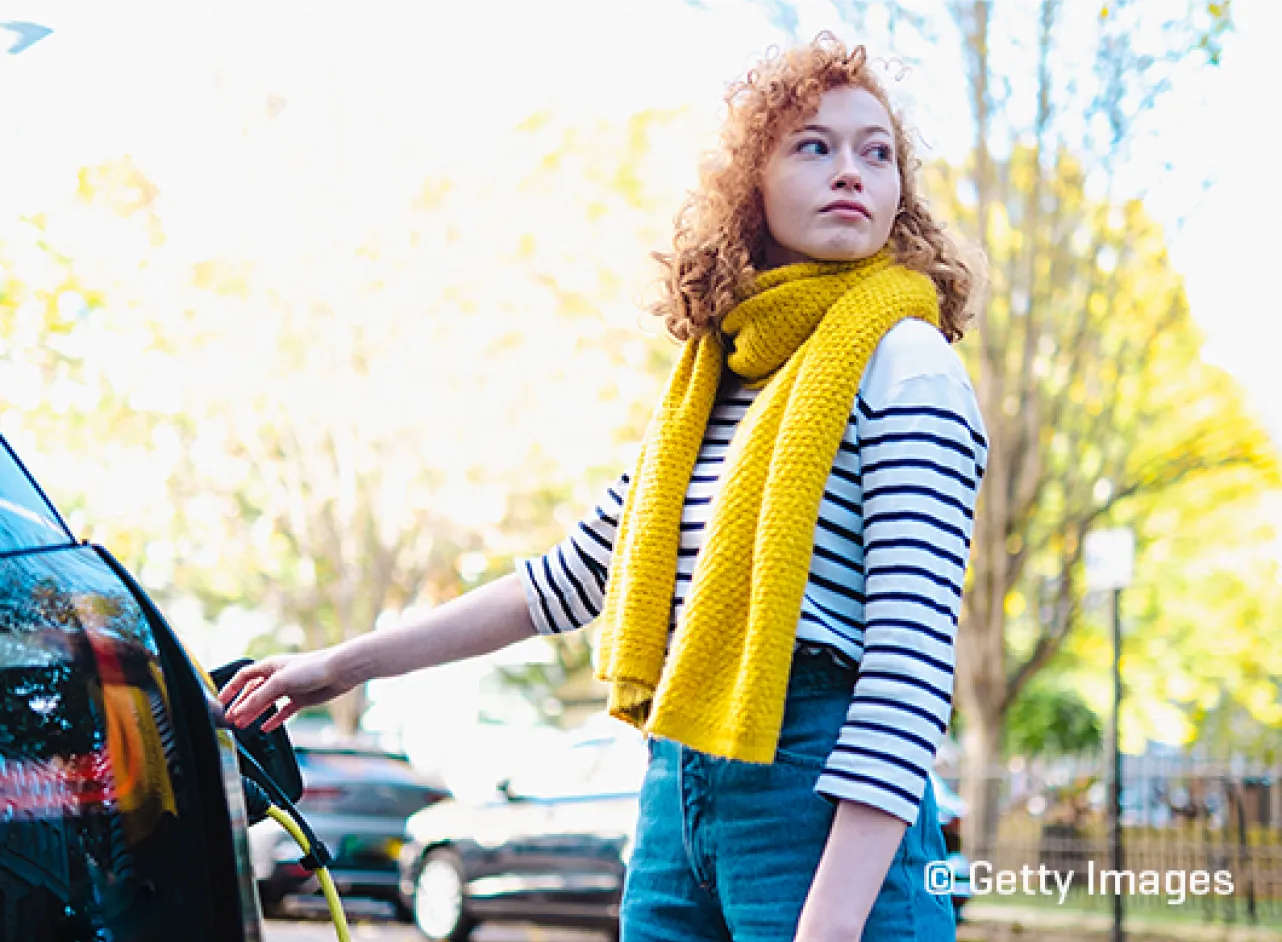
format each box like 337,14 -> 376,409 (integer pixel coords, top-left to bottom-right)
4,0 -> 1281,938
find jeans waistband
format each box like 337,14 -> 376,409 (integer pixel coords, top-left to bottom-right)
788,643 -> 859,694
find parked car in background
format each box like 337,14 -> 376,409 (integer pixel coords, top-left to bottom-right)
400,722 -> 973,940
250,740 -> 450,917
399,722 -> 644,941
0,435 -> 265,941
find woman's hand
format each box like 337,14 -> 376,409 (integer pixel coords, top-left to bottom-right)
217,648 -> 356,732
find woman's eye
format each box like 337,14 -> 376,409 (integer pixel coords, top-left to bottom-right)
797,138 -> 827,155
867,143 -> 893,162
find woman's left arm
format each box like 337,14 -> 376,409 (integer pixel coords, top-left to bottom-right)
796,366 -> 989,940
794,799 -> 906,941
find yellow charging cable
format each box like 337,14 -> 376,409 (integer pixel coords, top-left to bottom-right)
265,804 -> 352,942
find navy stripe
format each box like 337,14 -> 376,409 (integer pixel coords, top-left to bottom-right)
865,509 -> 967,543
862,457 -> 976,491
810,543 -> 862,575
864,618 -> 951,647
823,490 -> 862,516
862,430 -> 976,461
864,537 -> 964,570
804,592 -> 864,632
848,695 -> 948,733
524,559 -> 562,634
540,554 -> 576,627
798,608 -> 859,645
861,642 -> 951,675
554,543 -> 595,619
576,521 -> 611,554
857,670 -> 951,705
842,718 -> 935,755
857,396 -> 988,448
830,743 -> 931,779
829,464 -> 862,488
866,564 -> 962,597
816,769 -> 919,807
864,483 -> 972,519
573,541 -> 607,587
866,590 -> 956,620
811,571 -> 863,604
816,516 -> 863,546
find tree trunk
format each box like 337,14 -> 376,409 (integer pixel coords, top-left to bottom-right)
329,686 -> 367,738
959,688 -> 1004,862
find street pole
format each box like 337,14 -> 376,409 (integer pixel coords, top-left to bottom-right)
1110,585 -> 1124,942
1085,527 -> 1133,942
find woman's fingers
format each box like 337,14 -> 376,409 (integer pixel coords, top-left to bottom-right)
223,675 -> 265,719
226,675 -> 282,728
217,661 -> 272,707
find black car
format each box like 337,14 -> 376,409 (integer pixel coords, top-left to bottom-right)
0,434 -> 265,941
400,722 -> 975,940
250,741 -> 450,916
398,723 -> 646,941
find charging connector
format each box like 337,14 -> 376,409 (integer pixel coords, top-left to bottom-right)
264,804 -> 352,942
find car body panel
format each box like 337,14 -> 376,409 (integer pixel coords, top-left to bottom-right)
0,436 -> 263,941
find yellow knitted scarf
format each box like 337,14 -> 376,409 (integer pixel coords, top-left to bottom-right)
593,249 -> 942,763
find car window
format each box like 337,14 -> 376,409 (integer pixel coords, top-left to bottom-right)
507,732 -> 647,800
298,749 -> 422,783
0,437 -> 74,553
0,545 -> 227,941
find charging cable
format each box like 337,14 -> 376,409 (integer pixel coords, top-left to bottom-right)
237,751 -> 351,942
263,803 -> 352,942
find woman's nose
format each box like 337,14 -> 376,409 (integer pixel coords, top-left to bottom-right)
831,154 -> 862,191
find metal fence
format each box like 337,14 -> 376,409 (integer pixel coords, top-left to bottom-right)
945,750 -> 1282,927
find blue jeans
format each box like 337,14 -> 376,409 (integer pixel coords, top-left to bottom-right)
620,648 -> 956,941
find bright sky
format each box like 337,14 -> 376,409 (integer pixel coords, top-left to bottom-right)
4,0 -> 1279,438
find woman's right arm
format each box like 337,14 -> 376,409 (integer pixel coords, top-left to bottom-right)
218,469 -> 629,732
219,572 -> 536,731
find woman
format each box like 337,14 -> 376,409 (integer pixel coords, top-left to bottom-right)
221,32 -> 988,941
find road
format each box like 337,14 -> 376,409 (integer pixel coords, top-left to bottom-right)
264,922 -> 607,942
262,898 -> 611,942
264,920 -> 608,942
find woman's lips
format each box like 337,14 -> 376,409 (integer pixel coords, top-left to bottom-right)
821,203 -> 871,220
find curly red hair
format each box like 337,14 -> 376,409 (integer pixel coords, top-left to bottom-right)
650,31 -> 979,345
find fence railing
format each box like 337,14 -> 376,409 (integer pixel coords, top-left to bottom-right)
943,751 -> 1282,927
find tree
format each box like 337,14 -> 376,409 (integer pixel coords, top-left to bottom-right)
942,0 -> 1269,858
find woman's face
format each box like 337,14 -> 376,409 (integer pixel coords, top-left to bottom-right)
759,85 -> 901,269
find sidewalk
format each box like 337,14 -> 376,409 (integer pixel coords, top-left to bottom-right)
957,902 -> 1282,942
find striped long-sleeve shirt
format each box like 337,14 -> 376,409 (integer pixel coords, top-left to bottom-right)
515,318 -> 988,826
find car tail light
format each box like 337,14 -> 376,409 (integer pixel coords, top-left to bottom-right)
301,784 -> 346,808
